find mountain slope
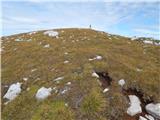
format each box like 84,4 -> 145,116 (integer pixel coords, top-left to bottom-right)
1,28 -> 160,120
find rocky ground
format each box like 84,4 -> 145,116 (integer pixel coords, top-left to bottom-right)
1,28 -> 160,120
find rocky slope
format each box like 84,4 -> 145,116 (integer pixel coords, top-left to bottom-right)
1,28 -> 160,120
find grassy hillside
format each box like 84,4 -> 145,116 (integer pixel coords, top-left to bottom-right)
1,28 -> 160,120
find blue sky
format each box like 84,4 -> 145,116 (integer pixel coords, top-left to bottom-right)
1,0 -> 160,39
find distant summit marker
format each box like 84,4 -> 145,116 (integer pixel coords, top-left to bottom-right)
89,24 -> 92,29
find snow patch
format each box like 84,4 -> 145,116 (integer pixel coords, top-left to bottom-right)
23,77 -> 28,81
35,87 -> 52,100
3,82 -> 22,101
127,95 -> 142,116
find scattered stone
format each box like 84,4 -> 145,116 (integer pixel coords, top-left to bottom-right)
28,31 -> 36,35
65,103 -> 68,107
145,103 -> 160,119
89,55 -> 102,61
143,40 -> 153,44
60,86 -> 70,94
54,77 -> 64,82
118,79 -> 125,86
31,68 -> 37,72
139,116 -> 147,120
26,87 -> 30,91
44,44 -> 50,48
145,114 -> 155,120
96,55 -> 102,60
44,30 -> 59,37
127,95 -> 142,116
137,68 -> 142,72
23,77 -> 28,81
66,82 -> 71,85
35,87 -> 52,100
64,52 -> 68,55
3,82 -> 22,101
92,72 -> 99,78
103,88 -> 109,93
64,60 -> 69,64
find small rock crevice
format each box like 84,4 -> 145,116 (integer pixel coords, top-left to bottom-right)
95,71 -> 112,88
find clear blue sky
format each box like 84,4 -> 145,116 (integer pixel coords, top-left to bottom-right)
1,1 -> 160,39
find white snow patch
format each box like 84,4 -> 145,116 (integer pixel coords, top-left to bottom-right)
92,72 -> 99,78
145,114 -> 155,120
127,95 -> 142,116
3,82 -> 22,101
139,116 -> 147,120
145,103 -> 160,119
103,88 -> 109,93
118,79 -> 125,86
35,87 -> 52,100
44,30 -> 59,37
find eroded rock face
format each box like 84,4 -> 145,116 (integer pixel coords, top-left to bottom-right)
127,95 -> 142,116
3,82 -> 22,101
35,87 -> 52,100
145,103 -> 160,119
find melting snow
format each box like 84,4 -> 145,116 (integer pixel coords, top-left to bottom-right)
44,30 -> 59,37
127,95 -> 142,116
118,79 -> 125,86
3,82 -> 22,101
145,103 -> 160,119
35,87 -> 52,100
